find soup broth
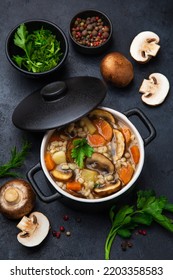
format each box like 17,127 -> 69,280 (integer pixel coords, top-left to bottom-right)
45,109 -> 140,199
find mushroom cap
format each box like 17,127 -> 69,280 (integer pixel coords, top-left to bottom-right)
94,180 -> 122,197
89,108 -> 116,124
100,52 -> 134,87
0,179 -> 36,219
139,73 -> 170,106
17,211 -> 50,247
86,152 -> 115,174
130,31 -> 160,63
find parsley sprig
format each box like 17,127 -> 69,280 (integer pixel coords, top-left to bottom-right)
71,138 -> 94,168
105,190 -> 173,260
13,24 -> 62,73
0,141 -> 31,178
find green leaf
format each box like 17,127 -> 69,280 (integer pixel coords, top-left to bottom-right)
71,138 -> 94,168
117,228 -> 132,238
132,213 -> 153,226
14,23 -> 28,50
0,140 -> 31,178
164,203 -> 173,213
13,55 -> 24,68
113,205 -> 134,227
137,190 -> 155,209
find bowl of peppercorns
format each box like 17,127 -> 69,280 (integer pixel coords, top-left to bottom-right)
69,10 -> 113,54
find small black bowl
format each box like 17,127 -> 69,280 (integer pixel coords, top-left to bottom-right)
69,9 -> 113,55
5,19 -> 69,78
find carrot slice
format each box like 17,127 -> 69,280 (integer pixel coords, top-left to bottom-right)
118,164 -> 134,185
93,119 -> 113,141
45,152 -> 55,171
130,145 -> 140,164
87,133 -> 106,147
66,181 -> 82,191
121,127 -> 131,144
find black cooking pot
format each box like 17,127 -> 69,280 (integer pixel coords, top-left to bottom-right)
27,106 -> 156,210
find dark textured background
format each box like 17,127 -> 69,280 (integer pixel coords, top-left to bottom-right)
0,0 -> 173,260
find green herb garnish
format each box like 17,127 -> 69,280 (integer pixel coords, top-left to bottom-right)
105,189 -> 173,260
13,23 -> 62,73
0,141 -> 31,178
71,138 -> 94,168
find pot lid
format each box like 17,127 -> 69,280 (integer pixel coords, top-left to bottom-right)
12,76 -> 107,131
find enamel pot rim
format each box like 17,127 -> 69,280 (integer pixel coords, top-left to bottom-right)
40,106 -> 145,204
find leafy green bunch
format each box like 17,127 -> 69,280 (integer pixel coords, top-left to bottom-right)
105,190 -> 173,260
13,24 -> 62,73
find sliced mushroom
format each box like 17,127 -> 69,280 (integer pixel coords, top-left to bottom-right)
89,108 -> 116,124
93,180 -> 121,197
0,179 -> 36,220
130,31 -> 160,63
139,73 -> 170,106
86,152 -> 115,174
17,211 -> 50,247
112,129 -> 125,162
51,164 -> 73,181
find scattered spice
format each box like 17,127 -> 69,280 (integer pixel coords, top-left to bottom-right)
71,16 -> 110,47
63,215 -> 69,221
60,226 -> 65,232
121,240 -> 133,251
55,231 -> 61,239
52,214 -> 81,240
138,229 -> 147,235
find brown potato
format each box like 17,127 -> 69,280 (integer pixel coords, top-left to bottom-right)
100,52 -> 134,87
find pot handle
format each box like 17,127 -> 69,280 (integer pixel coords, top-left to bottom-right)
123,108 -> 156,146
27,162 -> 61,203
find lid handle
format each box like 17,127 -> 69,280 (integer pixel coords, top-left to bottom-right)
41,81 -> 67,102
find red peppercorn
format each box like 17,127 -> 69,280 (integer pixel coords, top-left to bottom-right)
56,231 -> 61,238
60,226 -> 65,232
63,215 -> 69,221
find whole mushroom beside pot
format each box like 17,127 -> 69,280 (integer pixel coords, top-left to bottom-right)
0,179 -> 36,219
100,52 -> 134,87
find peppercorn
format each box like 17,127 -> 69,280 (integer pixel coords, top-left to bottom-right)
63,215 -> 69,221
71,15 -> 110,47
56,231 -> 61,238
60,226 -> 65,232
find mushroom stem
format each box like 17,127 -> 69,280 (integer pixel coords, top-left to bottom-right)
4,188 -> 20,204
17,215 -> 38,236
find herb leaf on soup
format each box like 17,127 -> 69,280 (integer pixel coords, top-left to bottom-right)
71,138 -> 94,169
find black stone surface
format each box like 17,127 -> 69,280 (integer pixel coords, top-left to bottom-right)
0,0 -> 173,260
